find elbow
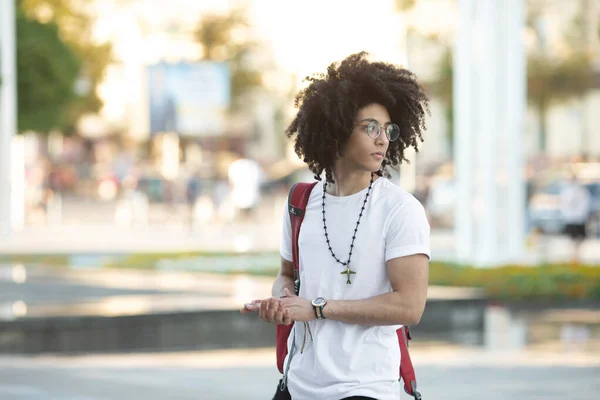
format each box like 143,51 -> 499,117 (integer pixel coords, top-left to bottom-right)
390,293 -> 426,325
407,311 -> 422,326
404,305 -> 425,326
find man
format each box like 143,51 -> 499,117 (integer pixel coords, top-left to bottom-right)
560,172 -> 592,264
242,52 -> 430,400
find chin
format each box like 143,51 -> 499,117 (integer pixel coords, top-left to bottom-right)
357,161 -> 383,174
369,163 -> 383,173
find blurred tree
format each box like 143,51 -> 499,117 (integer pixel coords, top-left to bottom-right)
527,51 -> 593,152
430,49 -> 453,157
194,8 -> 262,110
15,8 -> 81,133
430,4 -> 595,154
527,1 -> 594,152
395,0 -> 416,12
19,0 -> 112,133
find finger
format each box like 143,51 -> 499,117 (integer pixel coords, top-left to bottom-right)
267,298 -> 278,322
274,302 -> 287,324
259,299 -> 269,322
282,308 -> 292,325
240,306 -> 251,314
240,303 -> 259,314
283,288 -> 296,297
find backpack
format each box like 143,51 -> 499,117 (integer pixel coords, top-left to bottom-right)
275,181 -> 422,399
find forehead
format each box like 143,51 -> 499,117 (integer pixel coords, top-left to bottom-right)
356,103 -> 390,122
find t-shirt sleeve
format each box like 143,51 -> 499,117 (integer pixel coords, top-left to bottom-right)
280,199 -> 293,262
384,198 -> 431,262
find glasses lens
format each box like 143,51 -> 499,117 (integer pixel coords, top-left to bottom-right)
386,124 -> 400,141
366,120 -> 380,139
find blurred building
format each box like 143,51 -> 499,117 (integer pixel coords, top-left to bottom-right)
86,0 -> 433,164
80,0 -> 600,168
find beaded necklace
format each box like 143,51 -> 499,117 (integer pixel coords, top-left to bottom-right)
321,173 -> 374,284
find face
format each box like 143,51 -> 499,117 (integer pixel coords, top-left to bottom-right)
339,103 -> 392,173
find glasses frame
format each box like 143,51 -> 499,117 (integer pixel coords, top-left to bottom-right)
356,119 -> 400,142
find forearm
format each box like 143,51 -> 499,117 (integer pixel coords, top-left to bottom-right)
271,274 -> 295,298
323,292 -> 424,326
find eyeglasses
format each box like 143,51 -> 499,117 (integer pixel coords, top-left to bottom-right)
356,120 -> 401,142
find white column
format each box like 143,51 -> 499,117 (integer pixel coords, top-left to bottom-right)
503,0 -> 526,262
454,0 -> 526,266
453,0 -> 475,263
474,0 -> 500,266
0,0 -> 17,240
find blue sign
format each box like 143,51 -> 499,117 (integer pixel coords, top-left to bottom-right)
148,61 -> 231,136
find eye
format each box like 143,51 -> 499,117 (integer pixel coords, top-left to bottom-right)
367,120 -> 379,135
386,123 -> 400,141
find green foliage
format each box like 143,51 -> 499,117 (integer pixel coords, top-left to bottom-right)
395,0 -> 416,12
429,262 -> 600,301
527,50 -> 594,108
19,0 -> 113,133
16,9 -> 81,133
194,8 -> 263,110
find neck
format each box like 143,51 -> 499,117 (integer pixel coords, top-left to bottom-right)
327,167 -> 374,197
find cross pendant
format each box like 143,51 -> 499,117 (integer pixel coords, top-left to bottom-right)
340,267 -> 356,284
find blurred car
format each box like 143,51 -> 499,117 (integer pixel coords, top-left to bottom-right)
528,180 -> 600,236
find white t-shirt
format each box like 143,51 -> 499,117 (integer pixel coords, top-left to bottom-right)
280,177 -> 430,400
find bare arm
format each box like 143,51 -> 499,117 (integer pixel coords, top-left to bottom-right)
322,254 -> 429,326
271,257 -> 295,298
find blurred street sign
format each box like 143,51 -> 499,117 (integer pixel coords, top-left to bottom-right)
147,61 -> 230,137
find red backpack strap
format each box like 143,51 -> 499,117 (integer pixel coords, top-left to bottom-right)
288,181 -> 318,292
399,325 -> 422,399
275,181 -> 317,375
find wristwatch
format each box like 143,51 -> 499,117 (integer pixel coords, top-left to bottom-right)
311,297 -> 327,320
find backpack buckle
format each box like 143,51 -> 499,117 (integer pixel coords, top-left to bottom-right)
403,380 -> 422,399
411,381 -> 421,399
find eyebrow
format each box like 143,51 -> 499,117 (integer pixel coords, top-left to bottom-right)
358,118 -> 392,124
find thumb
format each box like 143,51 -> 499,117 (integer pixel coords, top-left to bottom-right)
284,288 -> 296,297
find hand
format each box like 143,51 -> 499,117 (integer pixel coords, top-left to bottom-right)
240,297 -> 292,325
279,288 -> 315,322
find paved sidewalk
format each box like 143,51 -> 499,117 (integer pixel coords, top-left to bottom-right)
0,346 -> 598,399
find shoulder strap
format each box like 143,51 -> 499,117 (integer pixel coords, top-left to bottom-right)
287,181 -> 318,294
399,325 -> 421,399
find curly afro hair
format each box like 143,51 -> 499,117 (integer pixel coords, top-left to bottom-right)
285,51 -> 430,183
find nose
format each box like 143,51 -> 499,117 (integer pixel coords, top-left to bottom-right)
375,128 -> 389,146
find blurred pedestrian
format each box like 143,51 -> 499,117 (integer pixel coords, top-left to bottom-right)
228,157 -> 263,223
186,172 -> 202,228
560,172 -> 592,264
241,52 -> 430,400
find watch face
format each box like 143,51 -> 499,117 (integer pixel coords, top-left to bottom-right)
312,297 -> 326,307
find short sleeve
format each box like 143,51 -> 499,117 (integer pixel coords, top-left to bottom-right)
280,199 -> 293,262
384,198 -> 431,262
